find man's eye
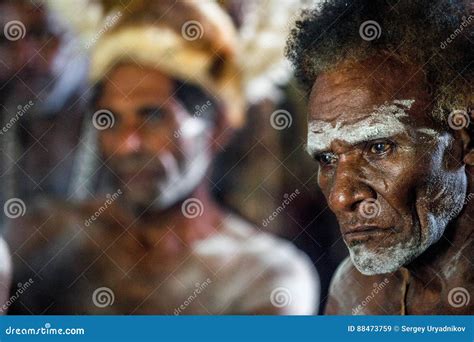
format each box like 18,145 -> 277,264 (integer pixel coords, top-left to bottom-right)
369,141 -> 393,155
316,152 -> 337,166
139,107 -> 165,122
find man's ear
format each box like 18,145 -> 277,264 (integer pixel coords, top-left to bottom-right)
460,108 -> 474,166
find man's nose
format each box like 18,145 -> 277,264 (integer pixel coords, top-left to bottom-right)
117,130 -> 144,155
327,160 -> 375,214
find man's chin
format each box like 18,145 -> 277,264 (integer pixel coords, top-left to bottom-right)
347,239 -> 422,275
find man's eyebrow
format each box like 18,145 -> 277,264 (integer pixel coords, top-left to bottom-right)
306,99 -> 416,154
307,118 -> 408,154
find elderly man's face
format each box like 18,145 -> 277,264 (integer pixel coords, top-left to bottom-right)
307,56 -> 468,275
97,64 -> 212,211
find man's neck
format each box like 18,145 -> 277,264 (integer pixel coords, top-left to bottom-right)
120,182 -> 225,250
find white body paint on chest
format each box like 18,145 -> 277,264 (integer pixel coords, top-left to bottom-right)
307,100 -> 415,154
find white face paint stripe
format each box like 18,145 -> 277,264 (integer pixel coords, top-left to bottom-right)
306,100 -> 416,154
416,127 -> 439,136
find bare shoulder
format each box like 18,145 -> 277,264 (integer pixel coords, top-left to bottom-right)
325,257 -> 361,314
197,215 -> 319,314
0,236 -> 12,312
325,256 -> 404,315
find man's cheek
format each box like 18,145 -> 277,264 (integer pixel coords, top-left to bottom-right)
316,169 -> 334,196
415,170 -> 467,247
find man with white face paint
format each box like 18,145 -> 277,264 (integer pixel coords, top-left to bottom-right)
286,0 -> 473,314
6,0 -> 318,315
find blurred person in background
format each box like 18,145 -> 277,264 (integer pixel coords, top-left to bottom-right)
6,0 -> 319,315
286,0 -> 473,314
0,0 -> 88,201
0,0 -> 88,314
1,0 -> 77,311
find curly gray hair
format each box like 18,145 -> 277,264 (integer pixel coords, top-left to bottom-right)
285,0 -> 473,125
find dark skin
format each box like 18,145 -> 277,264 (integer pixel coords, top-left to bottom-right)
96,64 -> 286,314
94,64 -> 229,257
7,64 -> 287,314
307,55 -> 473,314
0,1 -> 60,93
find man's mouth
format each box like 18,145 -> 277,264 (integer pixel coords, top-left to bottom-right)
343,225 -> 393,243
119,168 -> 163,185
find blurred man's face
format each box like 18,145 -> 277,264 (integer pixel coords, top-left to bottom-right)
0,1 -> 59,97
307,56 -> 468,275
97,64 -> 212,211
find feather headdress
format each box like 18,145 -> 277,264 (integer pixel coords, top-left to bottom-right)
46,0 -> 316,127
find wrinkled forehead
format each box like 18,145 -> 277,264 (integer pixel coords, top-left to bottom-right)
307,100 -> 414,153
306,99 -> 440,154
306,58 -> 439,154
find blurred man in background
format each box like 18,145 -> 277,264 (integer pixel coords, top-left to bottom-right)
0,0 -> 88,201
6,0 -> 318,315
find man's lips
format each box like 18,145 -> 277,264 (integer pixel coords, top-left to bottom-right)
119,169 -> 162,184
342,225 -> 393,242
